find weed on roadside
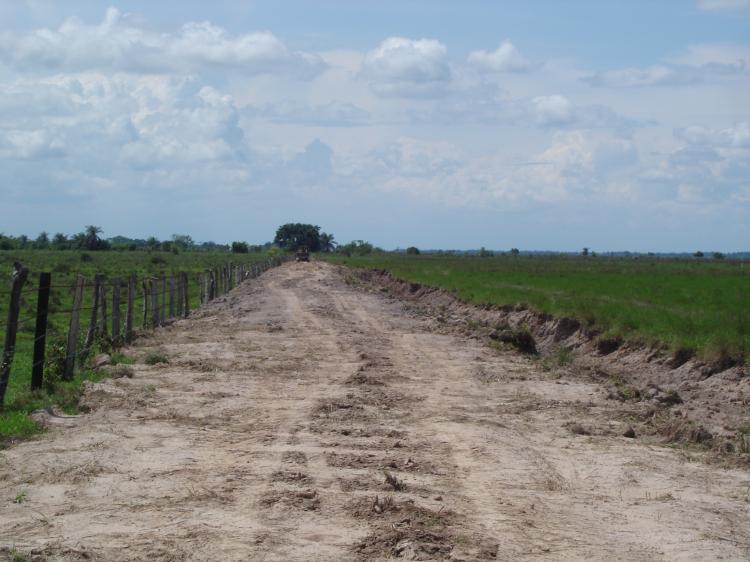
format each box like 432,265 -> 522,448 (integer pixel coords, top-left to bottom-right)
144,352 -> 169,365
383,470 -> 406,491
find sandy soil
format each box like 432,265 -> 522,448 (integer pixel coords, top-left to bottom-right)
1,261 -> 749,561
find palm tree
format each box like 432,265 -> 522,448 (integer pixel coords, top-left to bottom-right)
83,225 -> 103,250
319,232 -> 337,253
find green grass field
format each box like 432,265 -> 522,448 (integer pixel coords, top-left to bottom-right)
327,254 -> 749,364
0,249 -> 274,442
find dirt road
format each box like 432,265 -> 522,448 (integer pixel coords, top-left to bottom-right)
2,262 -> 749,561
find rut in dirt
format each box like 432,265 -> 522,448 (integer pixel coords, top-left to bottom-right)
1,262 -> 749,562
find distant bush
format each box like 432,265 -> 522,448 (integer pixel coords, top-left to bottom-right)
232,241 -> 249,253
479,247 -> 494,257
337,240 -> 374,256
406,246 -> 420,255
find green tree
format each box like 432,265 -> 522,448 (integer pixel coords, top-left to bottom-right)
82,225 -> 105,250
319,232 -> 337,252
0,233 -> 13,250
172,234 -> 194,251
274,223 -> 322,252
34,231 -> 49,249
232,241 -> 249,253
510,248 -> 520,257
337,240 -> 373,256
146,236 -> 160,251
694,251 -> 704,258
52,232 -> 68,249
406,246 -> 420,255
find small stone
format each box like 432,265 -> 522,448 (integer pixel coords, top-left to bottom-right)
623,426 -> 636,438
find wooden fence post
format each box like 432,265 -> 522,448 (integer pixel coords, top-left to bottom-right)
161,275 -> 167,321
112,278 -> 121,346
63,275 -> 85,381
151,278 -> 159,328
177,273 -> 184,317
169,275 -> 175,319
182,273 -> 189,316
125,275 -> 135,344
142,279 -> 149,328
99,282 -> 108,340
0,263 -> 29,406
82,274 -> 102,361
31,272 -> 51,392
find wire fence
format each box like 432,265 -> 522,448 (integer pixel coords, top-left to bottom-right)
0,255 -> 289,407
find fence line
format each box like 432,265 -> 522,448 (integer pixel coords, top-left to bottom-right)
0,255 -> 289,407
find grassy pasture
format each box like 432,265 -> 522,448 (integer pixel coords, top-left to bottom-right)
327,254 -> 749,364
0,249 -> 272,441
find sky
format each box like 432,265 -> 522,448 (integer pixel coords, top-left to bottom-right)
0,0 -> 748,251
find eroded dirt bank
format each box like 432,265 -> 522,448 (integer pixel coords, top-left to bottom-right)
353,268 -> 750,457
1,262 -> 749,561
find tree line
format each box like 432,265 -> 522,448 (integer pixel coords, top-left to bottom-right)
2,223 -> 395,258
0,227 -> 275,254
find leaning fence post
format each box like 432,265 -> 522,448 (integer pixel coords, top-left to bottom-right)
63,275 -> 85,381
82,274 -> 102,361
0,263 -> 29,407
125,275 -> 135,343
112,278 -> 121,346
31,272 -> 51,392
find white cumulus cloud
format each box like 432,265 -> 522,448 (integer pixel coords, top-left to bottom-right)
0,7 -> 326,78
360,37 -> 452,97
467,40 -> 534,73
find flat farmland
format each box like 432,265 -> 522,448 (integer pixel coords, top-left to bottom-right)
326,254 -> 750,365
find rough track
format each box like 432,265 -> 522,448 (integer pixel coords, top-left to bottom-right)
1,262 -> 749,561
